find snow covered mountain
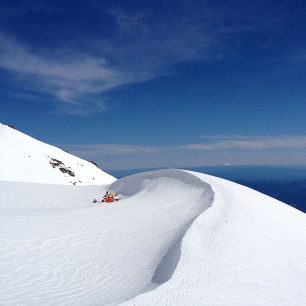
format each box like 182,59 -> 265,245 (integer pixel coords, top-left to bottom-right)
1,167 -> 306,305
0,123 -> 115,185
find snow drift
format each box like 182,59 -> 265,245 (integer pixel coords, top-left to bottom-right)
1,126 -> 306,305
121,171 -> 306,306
1,168 -> 306,306
0,123 -> 115,185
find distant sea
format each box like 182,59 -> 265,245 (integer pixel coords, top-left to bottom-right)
108,166 -> 306,213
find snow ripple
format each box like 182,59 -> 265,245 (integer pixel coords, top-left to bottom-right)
2,169 -> 305,306
0,169 -> 214,305
110,169 -> 214,287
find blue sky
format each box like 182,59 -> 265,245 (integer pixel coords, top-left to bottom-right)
1,0 -> 306,169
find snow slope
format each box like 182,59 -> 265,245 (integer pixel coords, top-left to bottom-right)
0,123 -> 115,185
1,169 -> 306,306
122,171 -> 306,306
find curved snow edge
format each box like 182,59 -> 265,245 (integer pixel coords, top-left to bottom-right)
112,169 -> 215,304
120,170 -> 306,306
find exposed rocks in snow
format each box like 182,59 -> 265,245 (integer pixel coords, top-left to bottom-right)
1,170 -> 305,306
1,122 -> 16,130
89,160 -> 99,168
59,167 -> 75,177
49,158 -> 64,168
49,157 -> 76,179
0,124 -> 116,185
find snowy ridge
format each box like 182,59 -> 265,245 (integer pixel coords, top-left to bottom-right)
0,170 -> 213,305
0,123 -> 115,185
110,169 -> 214,285
1,169 -> 306,305
121,171 -> 306,306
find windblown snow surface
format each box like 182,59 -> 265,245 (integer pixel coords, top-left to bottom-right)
0,123 -> 115,185
1,169 -> 306,306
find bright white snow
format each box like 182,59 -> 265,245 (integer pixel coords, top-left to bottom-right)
1,126 -> 306,305
0,170 -> 213,305
0,123 -> 115,185
121,171 -> 306,306
1,169 -> 306,305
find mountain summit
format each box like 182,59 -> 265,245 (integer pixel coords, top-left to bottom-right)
0,123 -> 115,185
1,124 -> 306,306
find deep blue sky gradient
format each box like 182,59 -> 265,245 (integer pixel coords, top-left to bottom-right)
1,0 -> 306,169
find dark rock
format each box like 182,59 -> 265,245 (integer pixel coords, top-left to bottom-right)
50,158 -> 64,167
2,123 -> 16,130
88,160 -> 100,168
59,167 -> 75,177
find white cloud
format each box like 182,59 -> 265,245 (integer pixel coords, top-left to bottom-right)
65,135 -> 306,158
62,135 -> 306,169
0,26 -> 217,114
181,144 -> 215,151
0,2 -> 232,115
183,135 -> 306,150
0,3 -> 286,115
61,135 -> 306,169
0,32 -> 135,113
66,144 -> 164,156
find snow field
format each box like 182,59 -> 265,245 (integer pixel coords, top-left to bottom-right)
0,124 -> 115,185
2,122 -> 306,305
0,170 -> 213,305
120,171 -> 306,305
